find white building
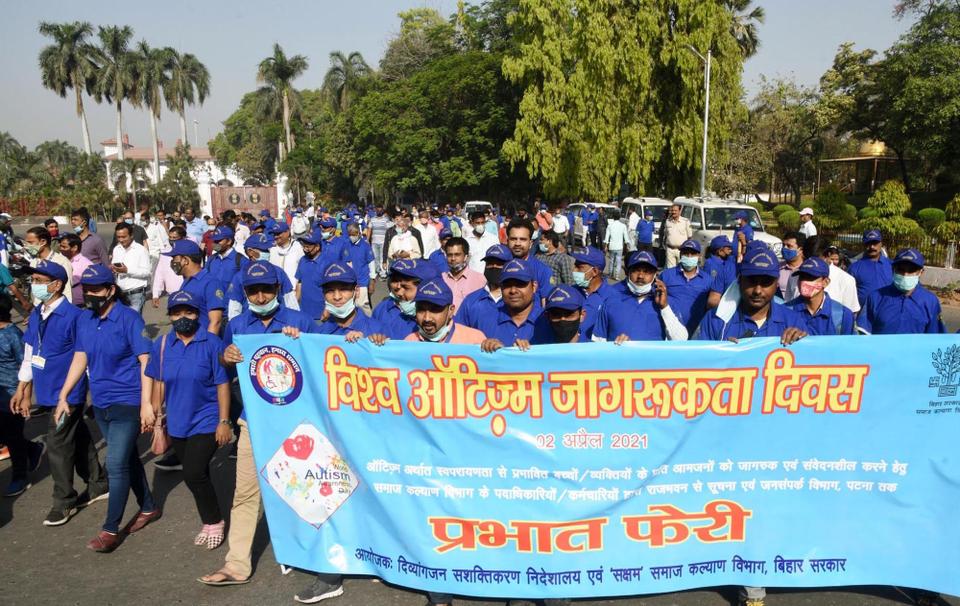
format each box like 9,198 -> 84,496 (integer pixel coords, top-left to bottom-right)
101,135 -> 290,217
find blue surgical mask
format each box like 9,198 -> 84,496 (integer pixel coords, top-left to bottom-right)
782,248 -> 799,261
572,271 -> 591,289
322,230 -> 334,240
73,225 -> 83,234
627,279 -> 653,296
248,297 -> 279,316
350,236 -> 361,244
419,320 -> 452,343
124,218 -> 133,225
539,243 -> 549,253
31,283 -> 52,302
398,298 -> 417,316
325,299 -> 355,319
679,256 -> 699,270
257,251 -> 271,263
893,273 -> 919,293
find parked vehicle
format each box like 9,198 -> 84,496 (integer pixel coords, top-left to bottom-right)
621,197 -> 672,248
567,202 -> 617,246
673,196 -> 783,256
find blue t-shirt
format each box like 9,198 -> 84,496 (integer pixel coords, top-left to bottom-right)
206,249 -> 249,290
23,299 -> 88,406
636,219 -> 655,245
706,256 -> 738,295
227,264 -> 294,315
180,270 -> 226,328
340,237 -> 375,287
146,331 -> 229,438
696,301 -> 808,341
455,288 -> 498,330
427,249 -> 450,274
372,298 -> 418,339
858,284 -> 945,335
579,281 -> 617,341
76,302 -> 151,406
295,254 -> 333,320
530,314 -> 591,344
521,255 -> 557,300
848,256 -> 893,307
661,265 -> 712,333
316,310 -> 383,336
785,294 -> 854,336
473,302 -> 541,345
0,323 -> 23,393
593,291 -> 666,341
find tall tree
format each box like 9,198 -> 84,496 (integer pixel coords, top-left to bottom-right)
725,0 -> 766,58
164,50 -> 210,146
134,41 -> 172,184
257,44 -> 308,161
94,25 -> 137,161
38,21 -> 98,154
380,8 -> 456,81
502,0 -> 744,199
322,51 -> 371,113
110,157 -> 148,208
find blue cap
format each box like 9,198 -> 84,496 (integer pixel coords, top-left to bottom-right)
319,262 -> 357,286
680,239 -> 702,253
893,248 -> 925,268
29,259 -> 68,283
483,244 -> 512,263
627,250 -> 658,269
259,209 -> 271,217
795,257 -> 829,279
167,290 -> 201,311
211,226 -> 234,242
735,210 -> 749,220
80,263 -> 115,286
244,233 -> 274,251
740,249 -> 780,278
251,221 -> 265,231
500,259 -> 535,283
242,261 -> 280,287
862,229 -> 882,244
319,207 -> 328,213
270,222 -> 290,235
318,217 -> 337,229
545,285 -> 585,311
643,208 -> 653,217
389,259 -> 437,282
745,240 -> 769,253
414,278 -> 453,307
710,235 -> 732,251
162,239 -> 201,257
570,246 -> 605,270
299,228 -> 324,245
438,228 -> 452,239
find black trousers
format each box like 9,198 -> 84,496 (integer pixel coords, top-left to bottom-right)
171,433 -> 222,524
47,404 -> 108,509
0,412 -> 29,480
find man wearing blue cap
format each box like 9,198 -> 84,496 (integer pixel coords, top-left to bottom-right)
784,257 -> 854,335
478,259 -> 543,352
593,251 -> 688,343
370,278 -> 485,346
858,248 -> 945,334
848,229 -> 893,305
268,222 -> 304,289
340,222 -> 376,310
704,235 -> 737,307
258,209 -> 277,234
785,236 -> 860,314
527,285 -> 590,344
163,240 -> 225,336
226,234 -> 298,320
316,262 -> 382,338
456,244 -> 511,331
295,228 -> 333,320
569,246 -> 614,340
734,210 -> 754,259
427,228 -> 452,273
372,259 -> 437,339
661,239 -> 712,333
636,209 -> 656,252
205,226 -> 248,291
697,248 -> 808,343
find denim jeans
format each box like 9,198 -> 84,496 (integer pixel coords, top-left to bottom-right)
94,405 -> 156,533
125,290 -> 146,314
607,249 -> 624,280
372,242 -> 386,277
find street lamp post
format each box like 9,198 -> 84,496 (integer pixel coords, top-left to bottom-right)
688,46 -> 711,198
193,120 -> 200,147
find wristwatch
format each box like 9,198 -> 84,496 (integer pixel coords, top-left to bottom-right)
219,419 -> 232,426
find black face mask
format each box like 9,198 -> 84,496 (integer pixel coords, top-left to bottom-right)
84,293 -> 111,316
484,267 -> 502,287
550,319 -> 581,343
171,317 -> 200,335
170,261 -> 183,275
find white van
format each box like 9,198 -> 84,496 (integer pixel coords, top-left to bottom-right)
673,196 -> 782,256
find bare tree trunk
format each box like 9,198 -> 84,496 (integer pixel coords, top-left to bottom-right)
115,101 -> 125,161
179,107 -> 188,147
149,110 -> 161,185
282,89 -> 293,155
75,84 -> 92,155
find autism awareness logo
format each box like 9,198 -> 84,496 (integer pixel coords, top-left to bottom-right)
249,346 -> 304,405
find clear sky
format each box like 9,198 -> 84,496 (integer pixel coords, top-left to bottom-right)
1,0 -> 912,151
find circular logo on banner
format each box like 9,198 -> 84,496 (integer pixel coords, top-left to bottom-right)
249,346 -> 303,405
228,193 -> 241,205
249,192 -> 262,204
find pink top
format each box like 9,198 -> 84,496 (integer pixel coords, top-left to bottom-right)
442,268 -> 487,310
69,253 -> 93,305
404,323 -> 486,344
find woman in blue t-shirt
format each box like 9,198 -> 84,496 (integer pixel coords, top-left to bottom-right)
56,264 -> 157,553
144,290 -> 231,549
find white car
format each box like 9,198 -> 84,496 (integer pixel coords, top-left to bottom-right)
673,196 -> 782,256
566,202 -> 617,246
621,197 -> 672,247
463,200 -> 493,219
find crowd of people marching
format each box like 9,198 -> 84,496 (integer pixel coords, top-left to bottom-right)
0,198 -> 950,606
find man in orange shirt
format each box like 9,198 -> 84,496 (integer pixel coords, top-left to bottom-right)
400,278 -> 485,344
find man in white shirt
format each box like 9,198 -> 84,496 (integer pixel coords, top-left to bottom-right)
145,208 -> 170,272
387,215 -> 421,260
551,206 -> 570,241
784,236 -> 860,313
110,222 -> 152,313
414,211 -> 441,257
603,212 -> 630,280
269,222 -> 305,289
799,207 -> 818,239
463,211 -> 500,273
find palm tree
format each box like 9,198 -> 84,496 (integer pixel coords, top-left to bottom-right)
726,0 -> 765,58
257,44 -> 308,161
38,21 -> 98,154
134,41 -> 172,184
34,140 -> 79,186
94,25 -> 137,161
110,157 -> 148,209
164,50 -> 210,146
322,51 -> 371,113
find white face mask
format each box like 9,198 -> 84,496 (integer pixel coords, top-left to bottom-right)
627,279 -> 653,296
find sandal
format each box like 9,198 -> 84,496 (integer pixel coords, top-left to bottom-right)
205,521 -> 225,550
194,525 -> 209,546
197,569 -> 250,586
